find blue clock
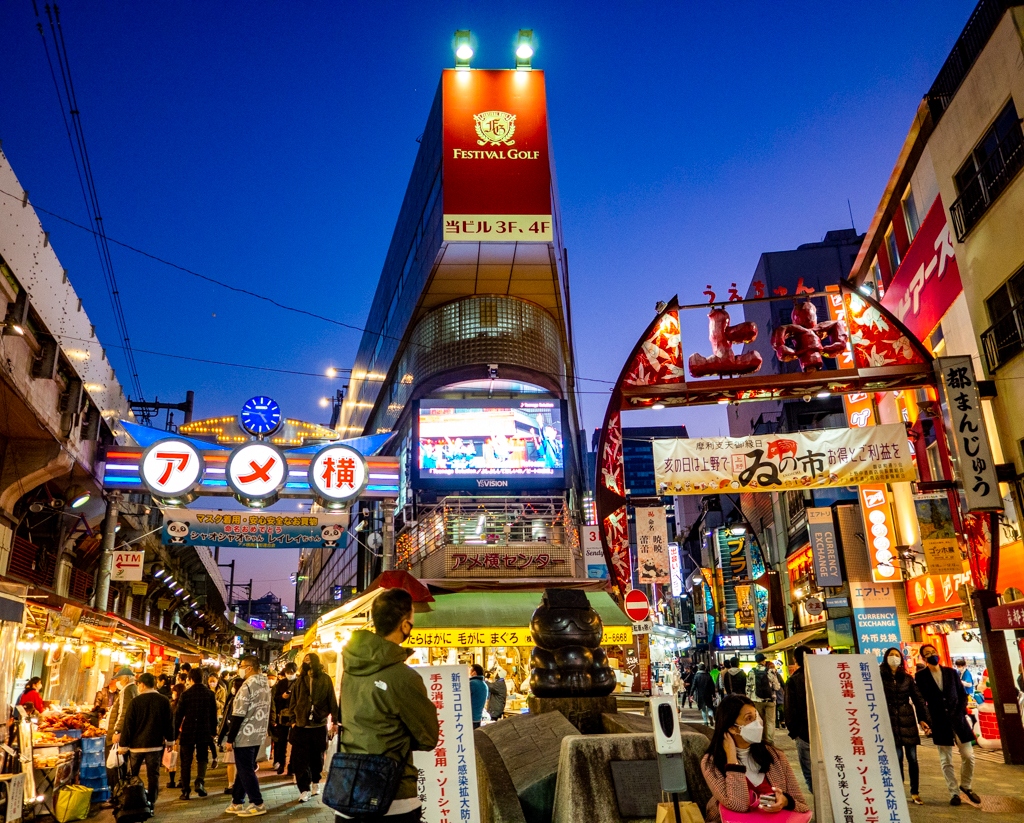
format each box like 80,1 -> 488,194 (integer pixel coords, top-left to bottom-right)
239,396 -> 283,436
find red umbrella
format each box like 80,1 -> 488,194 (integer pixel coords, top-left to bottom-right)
364,570 -> 434,603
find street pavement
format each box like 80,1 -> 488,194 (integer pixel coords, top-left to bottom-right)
679,706 -> 1024,822
83,715 -> 1024,823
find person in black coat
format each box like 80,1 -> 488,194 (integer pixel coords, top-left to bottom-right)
691,662 -> 717,725
879,647 -> 930,805
914,642 -> 979,807
117,673 -> 174,808
784,645 -> 812,792
288,652 -> 339,801
173,669 -> 219,800
269,662 -> 297,774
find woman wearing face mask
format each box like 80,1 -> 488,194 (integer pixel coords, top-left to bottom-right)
700,694 -> 809,821
879,647 -> 930,805
287,652 -> 339,802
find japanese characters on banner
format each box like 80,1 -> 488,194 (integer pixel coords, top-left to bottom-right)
880,196 -> 963,343
139,439 -> 205,503
668,541 -> 683,597
806,655 -> 910,823
308,444 -> 368,507
852,607 -> 903,662
414,666 -> 481,823
914,494 -> 963,575
160,509 -> 349,550
226,442 -> 288,506
734,584 -> 755,629
807,507 -> 843,587
442,70 -> 553,243
935,356 -> 1001,511
406,626 -> 633,648
860,485 -> 902,583
582,526 -> 609,580
988,600 -> 1024,630
906,569 -> 972,616
636,507 -> 670,583
652,424 -> 916,494
444,546 -> 571,577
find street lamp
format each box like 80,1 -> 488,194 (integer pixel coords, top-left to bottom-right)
515,29 -> 534,70
454,30 -> 473,69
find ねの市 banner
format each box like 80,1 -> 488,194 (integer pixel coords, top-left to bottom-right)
652,423 -> 916,494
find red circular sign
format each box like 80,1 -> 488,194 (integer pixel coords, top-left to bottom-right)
624,589 -> 651,622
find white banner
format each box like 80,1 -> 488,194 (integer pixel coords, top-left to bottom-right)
636,507 -> 670,583
806,654 -> 910,823
414,665 -> 481,823
582,526 -> 609,580
653,423 -> 916,494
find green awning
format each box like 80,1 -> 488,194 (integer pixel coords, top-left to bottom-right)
413,591 -> 631,629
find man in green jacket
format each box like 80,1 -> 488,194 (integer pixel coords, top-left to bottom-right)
339,589 -> 439,822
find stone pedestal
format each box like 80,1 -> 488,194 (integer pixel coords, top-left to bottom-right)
528,694 -> 617,735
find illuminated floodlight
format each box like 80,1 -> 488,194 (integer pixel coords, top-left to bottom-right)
319,397 -> 330,408
729,525 -> 747,536
651,403 -> 665,410
515,29 -> 534,69
325,367 -> 338,378
454,30 -> 473,68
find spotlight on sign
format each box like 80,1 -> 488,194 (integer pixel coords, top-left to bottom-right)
454,30 -> 473,68
515,29 -> 534,69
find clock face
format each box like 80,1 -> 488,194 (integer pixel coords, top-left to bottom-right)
239,396 -> 282,436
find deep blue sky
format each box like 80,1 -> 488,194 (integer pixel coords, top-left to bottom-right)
0,1 -> 976,605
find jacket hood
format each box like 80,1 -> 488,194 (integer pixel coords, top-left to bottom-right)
726,666 -> 742,674
343,629 -> 412,677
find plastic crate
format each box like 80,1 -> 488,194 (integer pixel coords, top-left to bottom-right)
79,765 -> 106,782
80,735 -> 106,753
81,749 -> 105,768
90,788 -> 110,804
51,729 -> 83,740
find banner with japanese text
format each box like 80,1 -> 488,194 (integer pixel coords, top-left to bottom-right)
160,508 -> 349,549
414,665 -> 481,823
636,507 -> 670,583
914,494 -> 963,575
806,654 -> 910,823
652,424 -> 916,494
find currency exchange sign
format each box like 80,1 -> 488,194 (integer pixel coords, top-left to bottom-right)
652,423 -> 916,495
807,507 -> 842,587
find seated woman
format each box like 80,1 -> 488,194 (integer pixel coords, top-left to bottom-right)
700,694 -> 809,821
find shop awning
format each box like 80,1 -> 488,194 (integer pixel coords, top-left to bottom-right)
761,627 -> 827,653
405,591 -> 633,647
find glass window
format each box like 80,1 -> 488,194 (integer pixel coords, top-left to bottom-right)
902,187 -> 920,241
885,226 -> 900,271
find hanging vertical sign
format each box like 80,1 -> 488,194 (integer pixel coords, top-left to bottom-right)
636,507 -> 670,584
806,655 -> 910,823
668,541 -> 683,597
914,494 -> 963,575
582,526 -> 609,580
807,507 -> 843,587
859,485 -> 902,582
414,665 -> 481,823
935,356 -> 1001,511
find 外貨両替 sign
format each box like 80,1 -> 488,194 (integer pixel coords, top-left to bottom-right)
404,625 -> 633,648
652,423 -> 916,494
161,509 -> 349,550
636,507 -> 670,584
112,550 -> 144,582
806,655 -> 910,823
807,507 -> 842,587
935,356 -> 1001,512
413,666 -> 481,823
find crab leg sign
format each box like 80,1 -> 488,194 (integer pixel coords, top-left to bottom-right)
770,299 -> 849,372
688,307 -> 763,378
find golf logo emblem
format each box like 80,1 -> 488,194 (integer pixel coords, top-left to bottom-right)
474,110 -> 516,145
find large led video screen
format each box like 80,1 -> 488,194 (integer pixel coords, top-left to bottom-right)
413,399 -> 567,490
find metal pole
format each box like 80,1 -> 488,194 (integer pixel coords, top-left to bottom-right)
381,499 -> 396,571
94,493 -> 119,612
247,580 -> 253,621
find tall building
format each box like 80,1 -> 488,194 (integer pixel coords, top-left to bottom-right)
297,59 -> 587,618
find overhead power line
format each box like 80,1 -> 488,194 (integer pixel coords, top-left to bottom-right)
32,2 -> 146,405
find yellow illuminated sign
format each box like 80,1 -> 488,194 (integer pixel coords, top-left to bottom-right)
405,625 -> 633,648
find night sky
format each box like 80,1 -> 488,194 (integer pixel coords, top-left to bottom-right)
0,1 -> 976,606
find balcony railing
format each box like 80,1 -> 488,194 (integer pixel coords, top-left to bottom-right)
981,300 -> 1024,371
950,120 -> 1024,240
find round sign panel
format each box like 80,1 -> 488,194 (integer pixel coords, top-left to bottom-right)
139,439 -> 205,503
624,588 -> 651,622
227,442 -> 288,507
308,444 -> 368,509
239,396 -> 283,437
804,596 -> 823,616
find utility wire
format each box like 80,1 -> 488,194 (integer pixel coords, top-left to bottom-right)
32,2 -> 146,405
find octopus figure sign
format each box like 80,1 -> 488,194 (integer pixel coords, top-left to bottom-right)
414,665 -> 481,823
806,654 -> 909,823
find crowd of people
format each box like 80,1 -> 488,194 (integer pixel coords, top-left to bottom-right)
677,643 -> 986,815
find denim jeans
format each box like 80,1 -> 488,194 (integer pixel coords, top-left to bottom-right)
231,745 -> 263,806
795,737 -> 812,792
894,744 -> 920,794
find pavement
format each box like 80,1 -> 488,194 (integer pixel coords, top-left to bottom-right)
80,716 -> 1024,823
678,706 -> 1024,822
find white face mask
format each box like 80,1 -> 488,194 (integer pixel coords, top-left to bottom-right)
286,673 -> 297,681
737,716 -> 764,744
887,655 -> 902,669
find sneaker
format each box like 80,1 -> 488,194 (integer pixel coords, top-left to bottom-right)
225,803 -> 251,814
298,791 -> 311,803
195,782 -> 207,798
912,795 -> 923,805
311,783 -> 320,796
178,791 -> 190,801
960,787 -> 981,804
237,804 -> 267,817
950,795 -> 962,806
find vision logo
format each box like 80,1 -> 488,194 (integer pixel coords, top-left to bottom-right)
474,111 -> 516,146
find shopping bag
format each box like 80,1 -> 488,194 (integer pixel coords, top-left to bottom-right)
54,785 -> 92,822
112,762 -> 152,823
719,806 -> 811,823
257,734 -> 271,763
655,801 -> 704,823
223,748 -> 235,764
162,748 -> 178,771
106,746 -> 124,769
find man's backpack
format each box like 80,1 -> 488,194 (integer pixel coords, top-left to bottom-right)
726,669 -> 747,695
754,667 -> 773,700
